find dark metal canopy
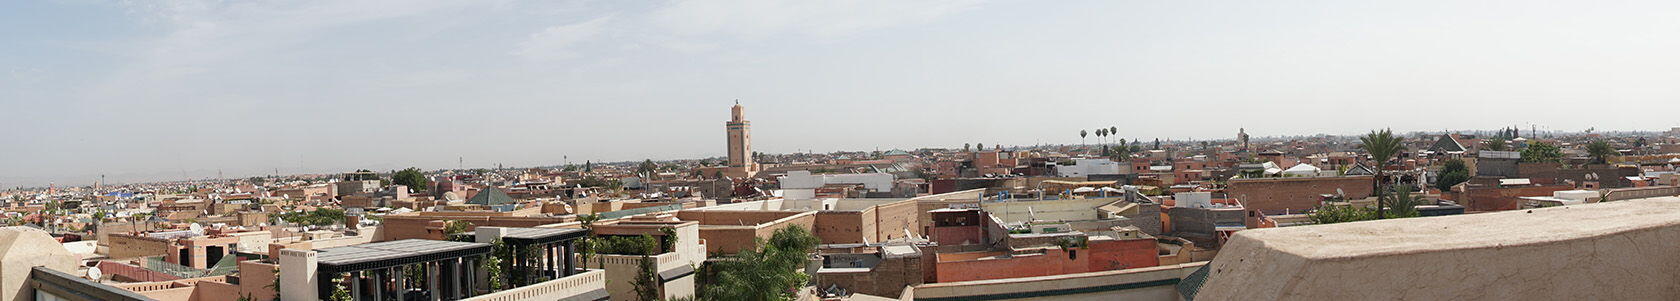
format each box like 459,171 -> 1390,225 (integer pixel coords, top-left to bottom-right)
316,239 -> 492,273
480,227 -> 589,245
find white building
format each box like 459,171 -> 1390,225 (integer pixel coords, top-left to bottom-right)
779,170 -> 895,200
1056,158 -> 1124,177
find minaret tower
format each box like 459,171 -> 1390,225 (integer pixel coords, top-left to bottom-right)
725,100 -> 758,178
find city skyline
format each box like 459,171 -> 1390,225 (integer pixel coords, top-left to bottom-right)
8,0 -> 1680,186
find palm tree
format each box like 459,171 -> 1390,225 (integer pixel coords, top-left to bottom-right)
1080,130 -> 1089,145
1359,129 -> 1405,219
1586,140 -> 1617,165
1109,126 -> 1118,143
1096,128 -> 1107,146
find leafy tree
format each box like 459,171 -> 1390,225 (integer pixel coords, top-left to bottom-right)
1484,139 -> 1510,151
1520,142 -> 1564,163
392,167 -> 430,192
444,220 -> 474,241
976,143 -> 985,150
634,254 -> 660,301
484,239 -> 507,291
1436,159 -> 1470,191
963,143 -> 971,152
277,208 -> 346,228
1359,129 -> 1405,219
328,273 -> 352,301
637,160 -> 658,176
1384,186 -> 1421,218
1308,204 -> 1376,224
700,226 -> 819,301
1436,170 -> 1470,192
1586,140 -> 1617,164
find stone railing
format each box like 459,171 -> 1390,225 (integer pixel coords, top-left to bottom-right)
465,269 -> 605,301
588,244 -> 706,272
1602,186 -> 1680,202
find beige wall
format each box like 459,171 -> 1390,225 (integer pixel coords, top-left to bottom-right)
107,233 -> 172,260
908,262 -> 1204,301
982,198 -> 1112,223
1199,197 -> 1680,300
0,227 -> 78,301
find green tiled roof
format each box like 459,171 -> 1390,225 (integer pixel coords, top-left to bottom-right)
467,187 -> 516,205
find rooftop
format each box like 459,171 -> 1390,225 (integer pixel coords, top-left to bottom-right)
1195,196 -> 1680,300
315,239 -> 492,273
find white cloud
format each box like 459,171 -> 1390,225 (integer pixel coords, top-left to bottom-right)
509,0 -> 986,58
512,16 -> 614,61
649,0 -> 985,40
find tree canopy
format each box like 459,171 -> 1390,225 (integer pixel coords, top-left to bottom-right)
276,208 -> 345,227
1586,140 -> 1617,164
392,167 -> 430,192
1520,142 -> 1564,163
1436,159 -> 1470,191
699,226 -> 819,301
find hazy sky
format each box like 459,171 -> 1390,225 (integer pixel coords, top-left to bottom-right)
4,0 -> 1680,186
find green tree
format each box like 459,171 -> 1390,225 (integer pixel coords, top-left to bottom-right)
1435,159 -> 1470,191
328,273 -> 352,301
1308,204 -> 1376,225
1436,170 -> 1470,192
484,239 -> 508,291
1359,129 -> 1405,219
392,167 -> 430,192
1586,140 -> 1617,164
976,143 -> 985,151
700,226 -> 819,301
444,220 -> 474,241
637,160 -> 658,176
1384,186 -> 1421,218
1484,139 -> 1509,151
1520,142 -> 1564,163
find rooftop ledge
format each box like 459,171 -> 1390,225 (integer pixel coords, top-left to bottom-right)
1197,196 -> 1680,300
1238,196 -> 1680,259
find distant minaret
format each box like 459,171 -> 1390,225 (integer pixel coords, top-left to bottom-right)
1238,128 -> 1251,152
725,100 -> 758,178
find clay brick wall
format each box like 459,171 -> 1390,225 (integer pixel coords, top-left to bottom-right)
1456,184 -> 1575,212
676,210 -> 802,226
934,238 -> 1159,283
108,233 -> 172,259
1086,238 -> 1161,271
698,212 -> 816,254
870,199 -> 920,242
819,254 -> 923,297
1226,176 -> 1374,212
814,211 -> 867,244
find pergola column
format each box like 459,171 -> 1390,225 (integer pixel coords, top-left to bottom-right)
372,269 -> 385,301
561,241 -> 572,276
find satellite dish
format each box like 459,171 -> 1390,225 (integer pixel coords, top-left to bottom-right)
189,223 -> 205,235
87,267 -> 103,280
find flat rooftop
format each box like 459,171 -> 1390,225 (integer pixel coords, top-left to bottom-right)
316,239 -> 492,273
1195,196 -> 1680,300
1249,196 -> 1680,259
